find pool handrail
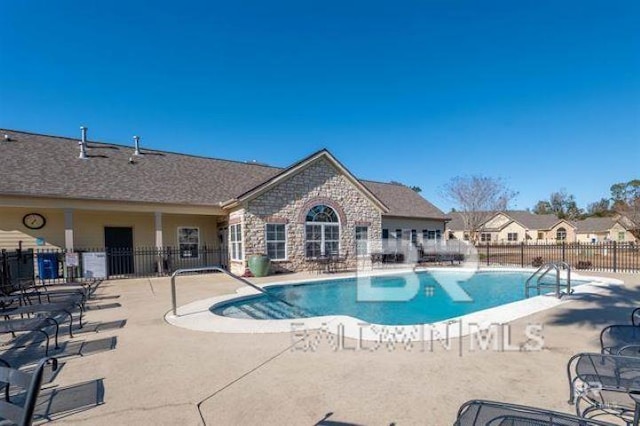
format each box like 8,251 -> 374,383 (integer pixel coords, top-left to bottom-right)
170,266 -> 309,317
170,266 -> 269,316
525,261 -> 571,298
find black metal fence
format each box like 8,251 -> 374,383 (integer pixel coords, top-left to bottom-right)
478,241 -> 640,272
0,246 -> 228,288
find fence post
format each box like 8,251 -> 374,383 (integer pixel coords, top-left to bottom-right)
613,241 -> 617,273
562,242 -> 566,263
520,242 -> 524,268
486,243 -> 490,266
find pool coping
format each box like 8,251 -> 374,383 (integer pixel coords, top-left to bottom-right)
164,267 -> 623,341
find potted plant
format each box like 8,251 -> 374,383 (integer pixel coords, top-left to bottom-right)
247,253 -> 271,277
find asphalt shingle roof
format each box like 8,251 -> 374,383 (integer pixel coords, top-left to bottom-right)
0,129 -> 447,219
0,129 -> 281,206
446,210 -> 565,231
361,181 -> 447,219
576,217 -> 626,233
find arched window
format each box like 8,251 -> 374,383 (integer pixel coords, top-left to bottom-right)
306,205 -> 339,223
305,205 -> 340,257
556,227 -> 567,241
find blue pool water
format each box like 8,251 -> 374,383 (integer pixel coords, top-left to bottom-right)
211,271 -> 581,325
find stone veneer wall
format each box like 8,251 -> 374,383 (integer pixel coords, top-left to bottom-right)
229,158 -> 382,274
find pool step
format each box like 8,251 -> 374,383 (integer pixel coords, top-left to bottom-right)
226,299 -> 309,320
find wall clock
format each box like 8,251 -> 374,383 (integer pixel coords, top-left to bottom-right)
23,213 -> 46,230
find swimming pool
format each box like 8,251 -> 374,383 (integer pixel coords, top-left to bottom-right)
211,270 -> 580,326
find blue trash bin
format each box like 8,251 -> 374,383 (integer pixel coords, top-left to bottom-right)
37,253 -> 59,279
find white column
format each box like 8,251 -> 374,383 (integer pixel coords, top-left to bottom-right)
155,212 -> 164,274
64,209 -> 74,250
154,212 -> 163,248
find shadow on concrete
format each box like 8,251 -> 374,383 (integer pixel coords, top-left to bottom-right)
77,319 -> 127,333
314,412 -> 369,426
34,378 -> 105,423
84,302 -> 122,311
546,281 -> 640,328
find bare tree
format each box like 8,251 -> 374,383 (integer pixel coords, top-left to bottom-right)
611,179 -> 640,237
442,175 -> 517,242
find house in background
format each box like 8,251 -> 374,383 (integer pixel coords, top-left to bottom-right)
575,216 -> 638,243
446,210 -> 577,243
0,128 -> 448,276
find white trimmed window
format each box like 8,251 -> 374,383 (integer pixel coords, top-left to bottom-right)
556,227 -> 567,241
507,232 -> 518,242
480,233 -> 491,242
305,205 -> 340,257
618,231 -> 626,241
178,227 -> 199,258
266,224 -> 287,260
230,223 -> 243,261
355,226 -> 369,256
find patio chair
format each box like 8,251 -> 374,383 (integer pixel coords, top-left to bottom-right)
455,399 -> 614,425
0,316 -> 60,355
0,356 -> 58,426
600,325 -> 640,355
567,352 -> 640,424
1,299 -> 83,338
11,279 -> 88,309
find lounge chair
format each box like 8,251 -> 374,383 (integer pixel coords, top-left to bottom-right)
600,325 -> 640,356
0,357 -> 58,425
567,352 -> 640,424
0,317 -> 60,355
1,299 -> 83,338
455,399 -> 613,425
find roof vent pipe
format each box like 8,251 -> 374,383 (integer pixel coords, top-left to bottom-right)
133,135 -> 141,156
79,126 -> 88,159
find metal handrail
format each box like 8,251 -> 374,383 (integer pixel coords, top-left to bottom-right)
525,261 -> 572,298
169,265 -> 305,317
170,266 -> 269,316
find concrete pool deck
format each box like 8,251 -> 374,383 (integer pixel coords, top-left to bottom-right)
166,268 -> 621,340
4,270 -> 638,425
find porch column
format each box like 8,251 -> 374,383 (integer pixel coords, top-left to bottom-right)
154,212 -> 164,274
154,212 -> 163,248
64,209 -> 74,250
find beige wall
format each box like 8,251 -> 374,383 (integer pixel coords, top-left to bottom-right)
576,223 -> 637,243
0,206 -> 222,250
494,221 -> 528,243
0,207 -> 66,249
546,222 -> 576,242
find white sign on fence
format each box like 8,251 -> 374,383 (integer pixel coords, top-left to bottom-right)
82,252 -> 107,279
65,252 -> 79,267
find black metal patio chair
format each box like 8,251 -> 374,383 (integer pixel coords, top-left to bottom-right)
0,317 -> 60,356
0,357 -> 58,426
455,399 -> 614,425
567,352 -> 640,425
600,325 -> 640,356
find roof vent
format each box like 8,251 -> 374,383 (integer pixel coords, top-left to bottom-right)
133,135 -> 141,156
79,126 -> 88,159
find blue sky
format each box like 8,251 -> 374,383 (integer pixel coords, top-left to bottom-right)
1,0 -> 638,211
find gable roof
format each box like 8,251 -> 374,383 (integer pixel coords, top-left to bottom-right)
502,211 -> 572,230
575,216 -> 634,233
222,149 -> 389,213
0,129 -> 447,220
445,210 -> 573,231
